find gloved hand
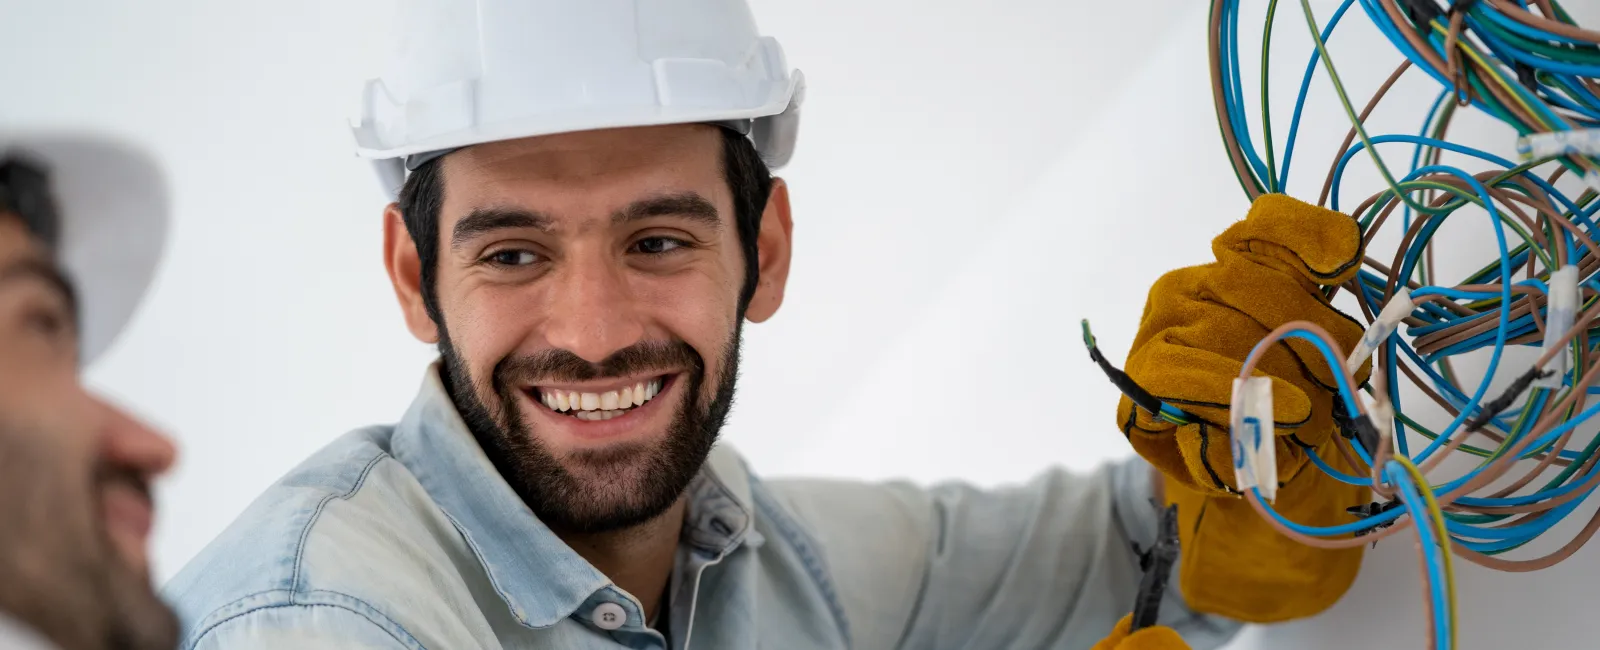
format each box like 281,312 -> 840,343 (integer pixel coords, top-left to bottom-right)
1091,614 -> 1190,650
1116,193 -> 1371,622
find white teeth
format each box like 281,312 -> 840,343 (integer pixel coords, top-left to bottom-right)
540,377 -> 668,416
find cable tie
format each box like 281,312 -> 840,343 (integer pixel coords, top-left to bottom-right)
1347,500 -> 1404,538
1230,376 -> 1278,502
1347,288 -> 1414,374
1466,365 -> 1554,433
1534,265 -> 1578,389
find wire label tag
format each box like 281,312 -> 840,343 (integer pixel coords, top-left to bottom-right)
1517,130 -> 1600,161
1347,288 -> 1414,374
1230,376 -> 1277,501
1536,265 -> 1579,389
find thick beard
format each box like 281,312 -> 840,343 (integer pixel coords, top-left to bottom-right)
0,420 -> 178,650
439,326 -> 741,535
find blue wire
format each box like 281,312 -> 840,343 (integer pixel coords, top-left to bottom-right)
1278,0 -> 1358,190
1391,466 -> 1450,649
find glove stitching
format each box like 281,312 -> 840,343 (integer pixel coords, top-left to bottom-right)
1197,421 -> 1233,492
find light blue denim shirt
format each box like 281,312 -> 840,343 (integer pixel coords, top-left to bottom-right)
165,365 -> 1240,649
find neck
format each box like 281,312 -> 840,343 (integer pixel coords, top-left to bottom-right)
555,497 -> 687,622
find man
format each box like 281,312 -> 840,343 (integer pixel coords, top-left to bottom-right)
0,134 -> 179,650
168,1 -> 1367,647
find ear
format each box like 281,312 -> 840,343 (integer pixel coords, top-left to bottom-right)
383,203 -> 441,343
744,178 -> 794,324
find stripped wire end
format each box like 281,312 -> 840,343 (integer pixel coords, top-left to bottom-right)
1465,366 -> 1555,433
1081,319 -> 1194,426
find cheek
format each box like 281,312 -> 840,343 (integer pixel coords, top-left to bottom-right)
441,284 -> 549,375
0,363 -> 105,461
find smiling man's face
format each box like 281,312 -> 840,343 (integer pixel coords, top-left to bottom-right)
0,211 -> 179,650
385,124 -> 792,534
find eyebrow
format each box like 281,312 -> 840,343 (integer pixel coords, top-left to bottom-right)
0,258 -> 78,319
451,208 -> 554,249
613,192 -> 722,230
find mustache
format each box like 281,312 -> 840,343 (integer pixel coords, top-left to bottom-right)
94,462 -> 152,502
494,340 -> 702,386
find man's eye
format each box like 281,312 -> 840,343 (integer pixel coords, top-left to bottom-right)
23,307 -> 71,342
486,250 -> 540,266
634,237 -> 685,255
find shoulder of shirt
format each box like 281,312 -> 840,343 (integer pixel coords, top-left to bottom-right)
163,425 -> 462,650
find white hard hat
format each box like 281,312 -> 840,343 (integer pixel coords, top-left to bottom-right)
0,133 -> 169,366
350,0 -> 805,197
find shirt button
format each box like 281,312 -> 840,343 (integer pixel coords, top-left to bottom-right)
591,602 -> 627,630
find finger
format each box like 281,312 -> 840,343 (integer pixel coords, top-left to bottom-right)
1125,332 -> 1315,430
1203,254 -> 1369,391
1212,193 -> 1363,287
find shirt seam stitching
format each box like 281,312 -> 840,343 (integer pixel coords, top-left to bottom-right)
750,479 -> 853,646
288,451 -> 390,602
183,599 -> 426,650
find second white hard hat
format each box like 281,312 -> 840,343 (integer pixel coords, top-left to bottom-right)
350,0 -> 805,197
0,133 -> 169,366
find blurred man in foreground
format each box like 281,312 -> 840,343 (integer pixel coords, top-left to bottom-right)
0,134 -> 179,650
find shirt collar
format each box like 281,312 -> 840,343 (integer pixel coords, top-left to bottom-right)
0,612 -> 56,650
389,362 -> 759,628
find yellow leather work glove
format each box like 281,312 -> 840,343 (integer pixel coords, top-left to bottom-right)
1091,615 -> 1191,650
1116,193 -> 1372,622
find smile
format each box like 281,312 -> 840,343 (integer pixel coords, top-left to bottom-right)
530,375 -> 670,421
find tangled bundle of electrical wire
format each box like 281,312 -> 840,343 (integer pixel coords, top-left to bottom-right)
1204,0 -> 1600,648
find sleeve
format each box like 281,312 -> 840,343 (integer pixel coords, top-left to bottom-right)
765,455 -> 1243,650
186,604 -> 419,650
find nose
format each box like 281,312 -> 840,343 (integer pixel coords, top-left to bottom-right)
98,399 -> 178,479
542,251 -> 645,363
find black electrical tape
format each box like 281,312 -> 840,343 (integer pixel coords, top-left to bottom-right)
1400,0 -> 1445,26
1351,414 -> 1382,457
1130,504 -> 1180,630
1332,397 -> 1358,440
1466,366 -> 1553,432
1088,344 -> 1168,419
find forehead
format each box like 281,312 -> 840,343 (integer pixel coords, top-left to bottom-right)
0,213 -> 41,264
438,124 -> 729,221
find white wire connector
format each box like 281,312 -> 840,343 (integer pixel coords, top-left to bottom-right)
1346,288 -> 1414,374
1362,392 -> 1395,456
1230,376 -> 1278,502
1535,265 -> 1579,389
1517,130 -> 1600,161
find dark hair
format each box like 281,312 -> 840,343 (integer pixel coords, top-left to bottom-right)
398,127 -> 773,326
0,155 -> 62,249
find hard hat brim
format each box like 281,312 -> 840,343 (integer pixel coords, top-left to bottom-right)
352,73 -> 804,165
0,132 -> 169,366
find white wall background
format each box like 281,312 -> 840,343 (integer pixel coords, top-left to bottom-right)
3,1 -> 1598,648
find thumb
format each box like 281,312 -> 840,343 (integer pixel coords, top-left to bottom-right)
1120,625 -> 1192,650
1212,193 -> 1363,287
1091,614 -> 1135,650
